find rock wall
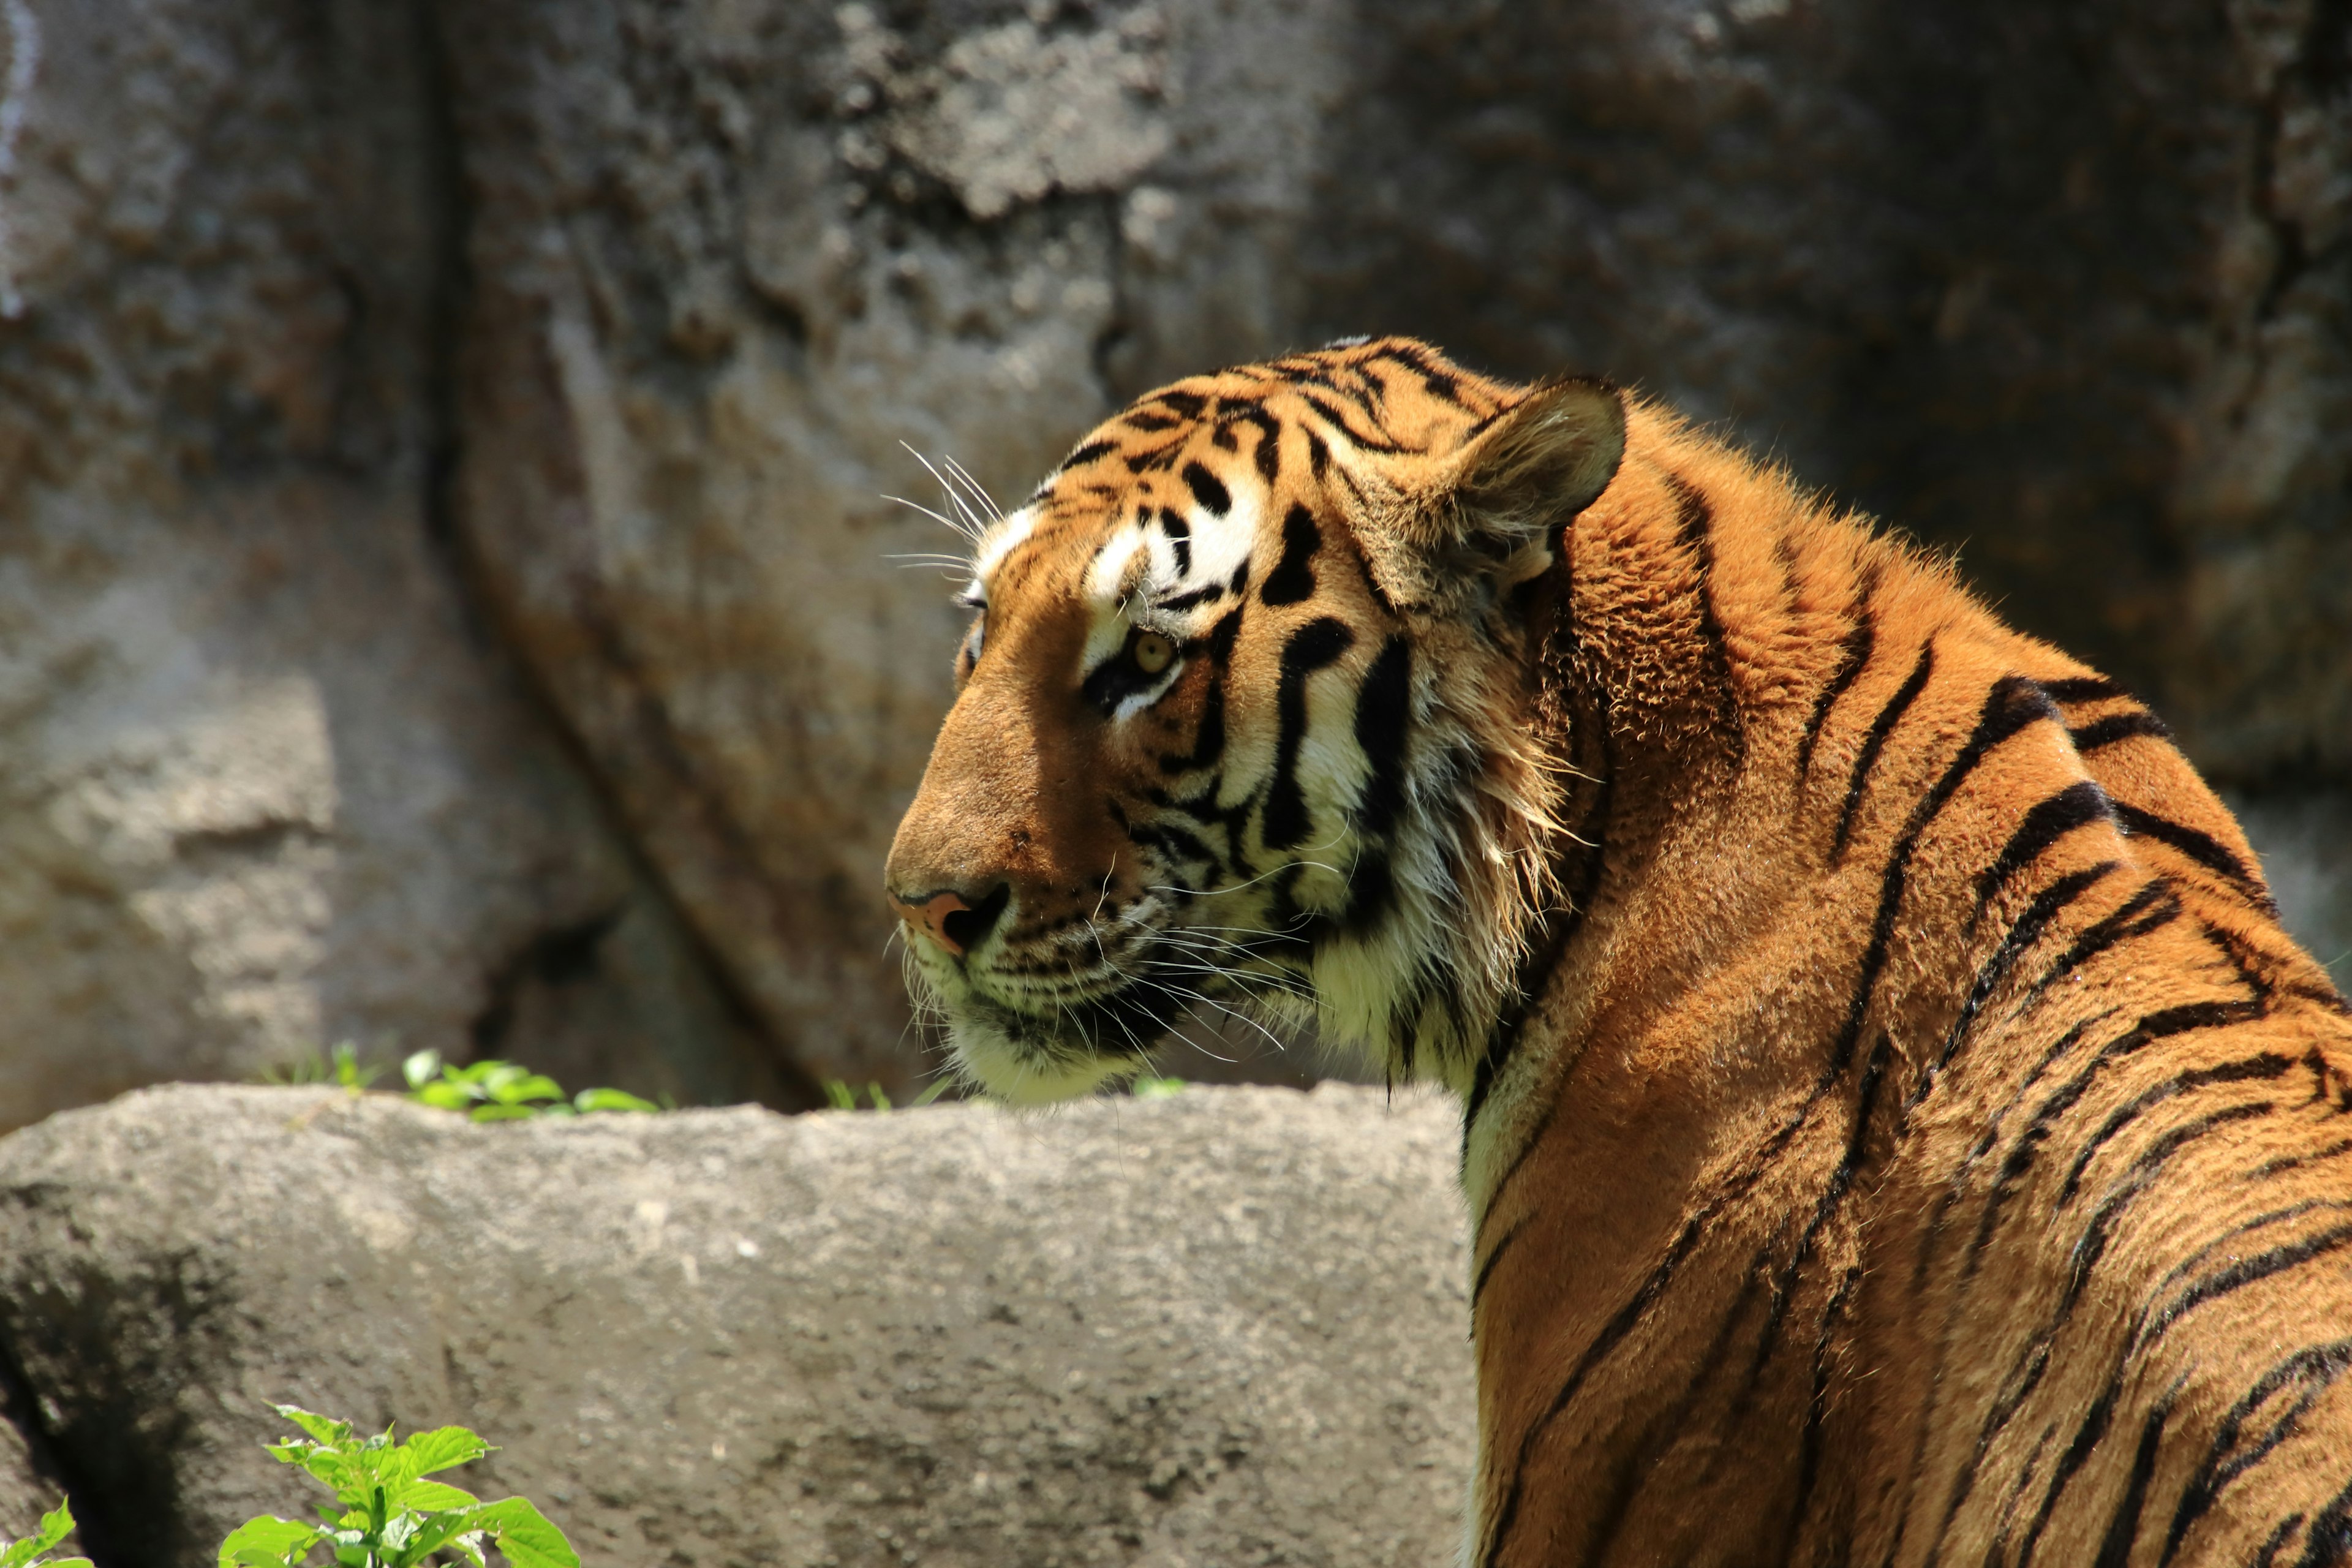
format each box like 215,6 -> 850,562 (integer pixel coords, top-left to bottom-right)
0,0 -> 805,1130
0,1084 -> 1471,1568
0,0 -> 2341,1117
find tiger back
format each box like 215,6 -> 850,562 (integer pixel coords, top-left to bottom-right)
884,337 -> 2352,1567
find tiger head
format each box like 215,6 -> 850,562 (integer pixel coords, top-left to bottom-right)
884,338 -> 1625,1103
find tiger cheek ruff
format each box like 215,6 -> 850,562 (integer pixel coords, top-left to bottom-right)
882,337 -> 2352,1567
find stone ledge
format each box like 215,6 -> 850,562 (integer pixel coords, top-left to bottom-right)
0,1083 -> 1471,1567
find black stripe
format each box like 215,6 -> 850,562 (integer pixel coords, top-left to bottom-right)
1297,391 -> 1408,453
1158,507 -> 1191,578
1833,642 -> 1937,861
1798,608 -> 1875,786
1367,341 -> 1467,405
1752,1036 -> 1891,1370
1056,438 -> 1117,472
1479,1200 -> 1713,1566
2259,1515 -> 2306,1567
1130,822 -> 1221,881
1181,461 -> 1232,516
1834,675 -> 2059,1076
2041,676 -> 2128,703
1157,671 -> 1225,774
1259,618 -> 1355,850
1967,1000 -> 2256,1278
2162,1340 -> 2352,1566
2015,1381 -> 2119,1568
1245,412 -> 1282,483
1342,851 -> 1393,934
2253,1134 -> 2352,1182
1913,863 -> 2119,1112
2115,803 -> 2275,910
2291,1470 -> 2352,1566
2062,1100 -> 2277,1313
1469,1213 -> 1529,1314
2090,1392 -> 2177,1568
1124,411 -> 1183,432
1664,472 -> 1744,755
2071,710 -> 2172,752
1976,781 -> 2114,924
1261,502 -> 1321,606
1306,428 -> 1330,480
2025,878 -> 2180,1002
2141,1219 -> 2352,1355
2058,1054 -> 2292,1205
1154,390 -> 1207,420
1784,1266 -> 1861,1563
1352,637 -> 1412,838
1153,582 -> 1224,612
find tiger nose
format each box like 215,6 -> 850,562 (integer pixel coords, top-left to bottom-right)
888,884 -> 1010,959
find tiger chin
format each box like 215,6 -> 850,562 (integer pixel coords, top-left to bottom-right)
886,337 -> 2352,1567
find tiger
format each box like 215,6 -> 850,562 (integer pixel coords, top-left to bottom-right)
883,336 -> 2352,1567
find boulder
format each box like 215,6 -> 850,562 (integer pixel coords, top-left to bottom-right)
0,0 -> 798,1130
0,1083 -> 1473,1567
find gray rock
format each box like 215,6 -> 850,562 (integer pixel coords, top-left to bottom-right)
0,1083 -> 1473,1567
0,0 -> 794,1129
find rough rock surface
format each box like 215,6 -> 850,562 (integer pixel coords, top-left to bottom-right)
0,1083 -> 1472,1568
0,0 -> 799,1129
440,0 -> 2351,1101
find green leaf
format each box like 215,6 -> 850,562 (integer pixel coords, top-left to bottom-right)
866,1082 -> 892,1112
0,1494 -> 70,1568
908,1076 -> 956,1107
217,1515 -> 324,1567
467,1103 -> 540,1123
487,1071 -> 564,1106
402,1049 -> 442,1090
1131,1076 -> 1187,1098
468,1498 -> 580,1568
571,1087 -> 658,1114
386,1479 -> 478,1512
271,1406 -> 355,1447
822,1079 -> 857,1110
391,1425 -> 491,1478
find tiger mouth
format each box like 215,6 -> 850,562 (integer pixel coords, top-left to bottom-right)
960,970 -> 1190,1061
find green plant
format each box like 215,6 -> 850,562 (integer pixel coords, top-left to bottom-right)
1131,1076 -> 1186,1098
401,1050 -> 660,1121
218,1405 -> 578,1568
821,1077 -> 954,1111
263,1042 -> 383,1093
0,1499 -> 90,1568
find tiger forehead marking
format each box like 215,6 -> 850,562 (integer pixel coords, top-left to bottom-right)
886,335 -> 2352,1568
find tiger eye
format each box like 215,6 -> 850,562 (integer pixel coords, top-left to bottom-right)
1133,630 -> 1175,675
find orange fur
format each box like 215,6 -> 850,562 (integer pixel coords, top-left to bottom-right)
888,339 -> 2352,1565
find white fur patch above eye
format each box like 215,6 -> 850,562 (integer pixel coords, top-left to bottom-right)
1172,494 -> 1257,599
972,505 -> 1039,581
1085,525 -> 1148,605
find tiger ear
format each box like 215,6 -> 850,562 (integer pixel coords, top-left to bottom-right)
1450,377 -> 1626,552
1368,377 -> 1626,616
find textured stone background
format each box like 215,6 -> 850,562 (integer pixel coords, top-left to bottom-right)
0,1084 -> 1471,1568
0,0 -> 2342,1115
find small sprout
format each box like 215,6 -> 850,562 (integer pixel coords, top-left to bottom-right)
219,1404 -> 579,1568
401,1050 -> 659,1123
1131,1076 -> 1187,1098
0,1498 -> 92,1568
821,1077 -> 956,1112
260,1042 -> 383,1093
